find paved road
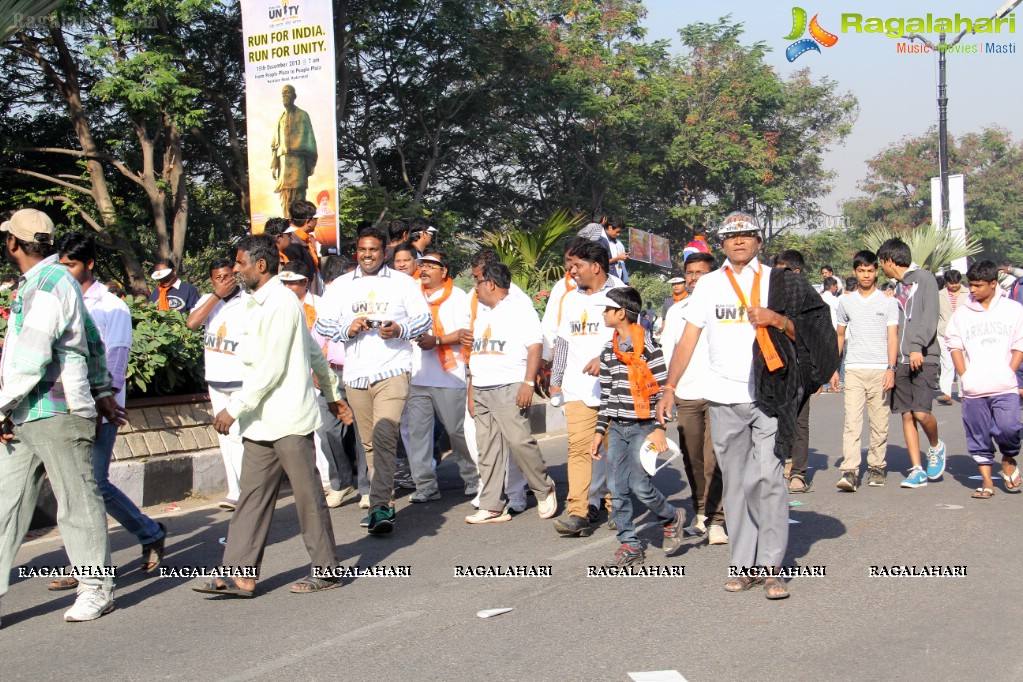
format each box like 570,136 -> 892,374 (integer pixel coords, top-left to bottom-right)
1,394 -> 1020,681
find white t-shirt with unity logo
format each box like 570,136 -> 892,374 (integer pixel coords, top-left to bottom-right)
469,294 -> 543,389
197,291 -> 247,391
682,259 -> 772,405
555,276 -> 623,407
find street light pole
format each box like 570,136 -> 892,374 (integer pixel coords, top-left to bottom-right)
905,0 -> 1021,231
937,33 -> 949,228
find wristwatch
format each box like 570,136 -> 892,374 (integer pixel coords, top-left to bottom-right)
886,364 -> 897,371
522,380 -> 536,387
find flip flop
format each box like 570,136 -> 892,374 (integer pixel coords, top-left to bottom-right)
290,575 -> 342,594
1001,463 -> 1021,491
972,487 -> 995,499
192,577 -> 254,598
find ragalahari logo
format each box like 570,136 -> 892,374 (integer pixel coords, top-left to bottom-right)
784,7 -> 839,61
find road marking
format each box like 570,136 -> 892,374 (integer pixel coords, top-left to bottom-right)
219,610 -> 424,682
549,522 -> 656,562
628,671 -> 688,681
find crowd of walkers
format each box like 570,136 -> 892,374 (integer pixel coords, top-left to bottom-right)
1,203 -> 1020,623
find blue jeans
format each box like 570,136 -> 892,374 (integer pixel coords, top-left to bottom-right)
607,420 -> 677,547
93,422 -> 164,546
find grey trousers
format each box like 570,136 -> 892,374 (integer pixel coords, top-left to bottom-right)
222,433 -> 337,574
0,414 -> 112,597
474,384 -> 555,512
708,402 -> 788,569
315,387 -> 354,491
345,373 -> 410,509
406,384 -> 478,490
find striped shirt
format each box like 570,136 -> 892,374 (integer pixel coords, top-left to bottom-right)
595,330 -> 667,436
0,255 -> 113,424
836,289 -> 898,369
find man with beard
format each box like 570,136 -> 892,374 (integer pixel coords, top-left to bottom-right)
197,234 -> 352,597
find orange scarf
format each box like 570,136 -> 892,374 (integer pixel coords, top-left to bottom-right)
425,278 -> 458,371
724,265 -> 783,371
556,273 -> 577,325
156,281 -> 173,311
302,302 -> 317,331
291,228 -> 320,267
673,290 -> 688,303
612,324 -> 661,419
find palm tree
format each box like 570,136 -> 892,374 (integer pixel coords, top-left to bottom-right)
863,222 -> 981,272
480,209 -> 584,290
2,1 -> 68,40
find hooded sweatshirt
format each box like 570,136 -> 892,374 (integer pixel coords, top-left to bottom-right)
893,264 -> 940,364
944,287 -> 1023,398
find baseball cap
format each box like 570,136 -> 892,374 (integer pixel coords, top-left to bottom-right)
150,268 -> 173,280
718,211 -> 761,238
0,209 -> 54,244
278,270 -> 308,282
667,275 -> 685,285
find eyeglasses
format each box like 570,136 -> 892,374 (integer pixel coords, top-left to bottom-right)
723,231 -> 759,241
419,263 -> 444,270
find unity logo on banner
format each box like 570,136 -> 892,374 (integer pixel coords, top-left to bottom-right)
240,0 -> 340,249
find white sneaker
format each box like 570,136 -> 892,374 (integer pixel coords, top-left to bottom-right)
358,494 -> 370,509
537,488 -> 558,519
325,485 -> 356,508
63,586 -> 114,622
683,514 -> 707,537
707,525 -> 729,545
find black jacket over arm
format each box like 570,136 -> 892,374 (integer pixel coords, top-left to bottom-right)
753,268 -> 839,458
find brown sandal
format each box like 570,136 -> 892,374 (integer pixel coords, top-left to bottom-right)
788,475 -> 812,493
141,522 -> 167,573
724,575 -> 764,592
47,576 -> 79,591
764,576 -> 791,600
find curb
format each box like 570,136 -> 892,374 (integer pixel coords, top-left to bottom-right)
31,401 -> 567,529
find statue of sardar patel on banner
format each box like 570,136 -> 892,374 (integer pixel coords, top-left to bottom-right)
271,84 -> 317,219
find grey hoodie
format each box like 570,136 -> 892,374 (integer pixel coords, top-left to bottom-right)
894,265 -> 940,364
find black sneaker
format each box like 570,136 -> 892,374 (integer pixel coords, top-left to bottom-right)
836,471 -> 858,492
605,544 -> 644,568
867,467 -> 886,487
367,506 -> 395,535
587,504 -> 600,523
553,514 -> 593,537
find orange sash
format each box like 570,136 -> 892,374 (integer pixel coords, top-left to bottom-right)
673,290 -> 688,303
291,229 -> 320,267
425,278 -> 458,371
724,265 -> 783,371
156,282 -> 172,311
302,302 -> 317,331
556,273 -> 577,325
612,325 -> 661,419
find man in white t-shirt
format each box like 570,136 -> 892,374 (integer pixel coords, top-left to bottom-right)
659,250 -> 726,545
55,232 -> 166,588
404,252 -> 478,502
550,239 -> 623,536
657,212 -> 836,600
314,228 -> 432,536
187,258 -> 248,509
464,261 -> 558,524
540,240 -> 579,375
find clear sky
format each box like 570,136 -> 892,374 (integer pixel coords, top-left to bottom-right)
641,0 -> 1023,215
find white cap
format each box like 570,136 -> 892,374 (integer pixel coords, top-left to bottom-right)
150,268 -> 173,280
718,211 -> 762,238
278,270 -> 308,282
425,225 -> 438,234
667,276 -> 684,285
587,290 -> 622,309
1,209 -> 54,244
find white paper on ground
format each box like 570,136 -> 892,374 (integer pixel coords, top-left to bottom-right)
628,671 -> 688,682
936,503 -> 964,510
477,607 -> 513,618
218,537 -> 227,545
